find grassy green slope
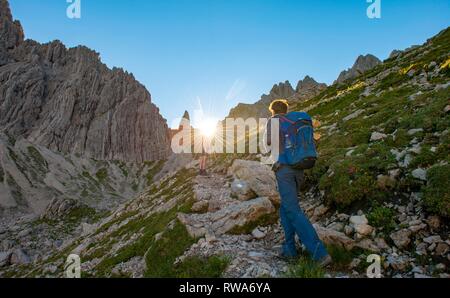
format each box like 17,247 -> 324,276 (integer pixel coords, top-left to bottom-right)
295,27 -> 450,217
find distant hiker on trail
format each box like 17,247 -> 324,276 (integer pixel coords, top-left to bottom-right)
266,99 -> 332,266
199,138 -> 208,176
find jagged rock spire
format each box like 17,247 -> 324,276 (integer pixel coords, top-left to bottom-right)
334,54 -> 381,85
181,110 -> 190,121
0,0 -> 24,50
296,75 -> 327,93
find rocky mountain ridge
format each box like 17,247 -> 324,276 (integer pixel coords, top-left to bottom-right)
227,76 -> 327,120
226,54 -> 383,121
334,54 -> 382,85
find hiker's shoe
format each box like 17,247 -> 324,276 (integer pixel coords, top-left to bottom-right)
318,255 -> 332,268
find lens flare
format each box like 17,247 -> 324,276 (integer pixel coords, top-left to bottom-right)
198,118 -> 218,138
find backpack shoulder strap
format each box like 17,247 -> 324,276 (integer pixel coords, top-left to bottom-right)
278,115 -> 295,124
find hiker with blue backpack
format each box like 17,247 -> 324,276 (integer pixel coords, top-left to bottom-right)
266,99 -> 332,267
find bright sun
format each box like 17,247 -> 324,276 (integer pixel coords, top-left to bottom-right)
198,118 -> 218,138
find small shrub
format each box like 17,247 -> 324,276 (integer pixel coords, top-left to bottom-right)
326,245 -> 353,271
319,158 -> 378,208
174,256 -> 230,278
409,146 -> 438,169
144,220 -> 196,277
423,164 -> 450,218
285,256 -> 325,278
367,205 -> 396,232
95,168 -> 108,182
27,146 -> 48,173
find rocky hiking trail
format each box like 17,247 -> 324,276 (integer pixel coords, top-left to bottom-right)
0,157 -> 368,278
171,157 -> 450,279
1,155 -> 449,278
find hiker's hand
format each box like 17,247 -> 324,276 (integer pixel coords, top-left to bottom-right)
312,119 -> 321,128
314,132 -> 322,141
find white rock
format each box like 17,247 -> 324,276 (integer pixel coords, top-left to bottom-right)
343,109 -> 365,122
407,128 -> 424,136
354,224 -> 374,236
313,224 -> 356,250
231,179 -> 256,201
370,132 -> 388,142
205,231 -> 217,244
349,215 -> 368,226
401,154 -> 413,168
178,197 -> 276,238
251,228 -> 266,240
412,168 -> 427,181
423,235 -> 442,244
191,200 -> 209,213
228,160 -> 279,204
248,251 -> 264,258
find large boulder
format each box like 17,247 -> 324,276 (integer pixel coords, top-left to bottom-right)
313,224 -> 356,250
0,251 -> 12,267
230,179 -> 257,201
9,248 -> 31,265
390,229 -> 412,249
178,197 -> 276,238
349,215 -> 374,237
228,160 -> 279,204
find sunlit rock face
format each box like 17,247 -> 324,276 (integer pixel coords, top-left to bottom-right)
0,0 -> 170,162
226,77 -> 327,120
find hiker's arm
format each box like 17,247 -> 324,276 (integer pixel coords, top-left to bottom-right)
312,118 -> 321,142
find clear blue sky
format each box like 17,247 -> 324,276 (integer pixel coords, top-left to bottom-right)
9,0 -> 450,127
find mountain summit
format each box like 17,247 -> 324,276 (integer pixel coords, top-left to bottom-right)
334,54 -> 381,85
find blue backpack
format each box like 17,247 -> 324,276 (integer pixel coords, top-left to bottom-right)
279,111 -> 318,169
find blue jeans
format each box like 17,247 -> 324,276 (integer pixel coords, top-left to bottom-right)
275,165 -> 329,261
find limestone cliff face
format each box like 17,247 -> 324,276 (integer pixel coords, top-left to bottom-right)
0,0 -> 170,162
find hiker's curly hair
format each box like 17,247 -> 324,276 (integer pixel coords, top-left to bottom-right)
269,99 -> 289,116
